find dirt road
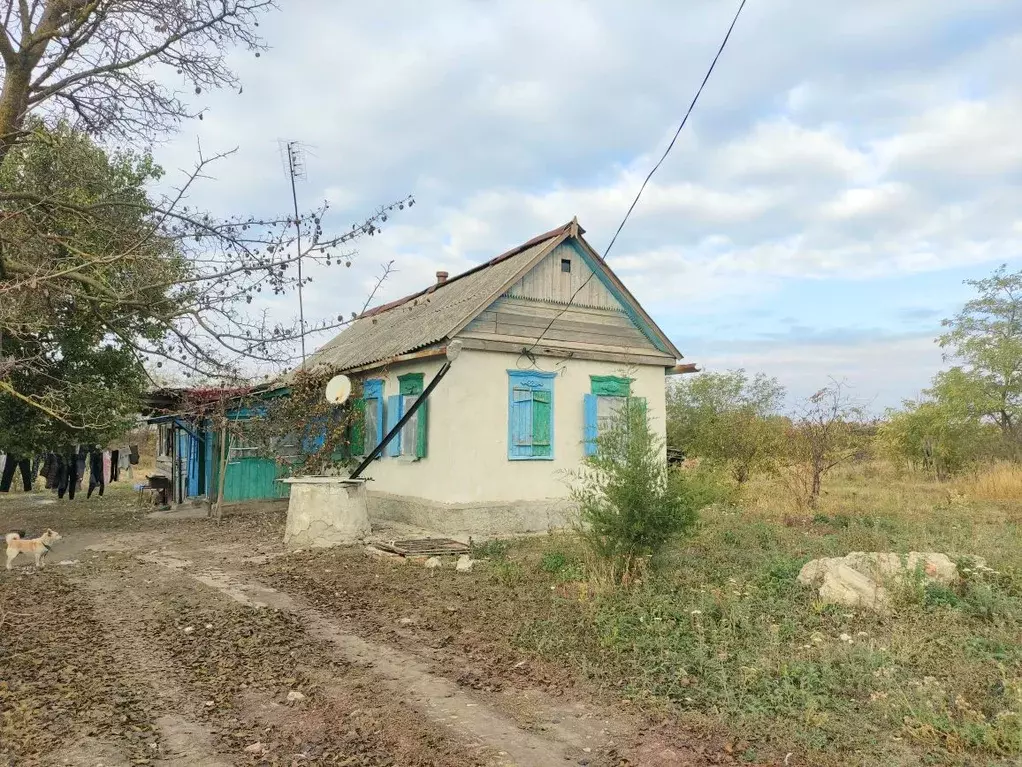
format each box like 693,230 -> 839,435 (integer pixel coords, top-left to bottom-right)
0,490 -> 742,767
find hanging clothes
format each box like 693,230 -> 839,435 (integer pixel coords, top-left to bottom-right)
118,446 -> 133,480
102,451 -> 111,486
0,453 -> 6,478
129,445 -> 140,465
43,453 -> 59,490
57,452 -> 78,500
75,447 -> 87,492
0,456 -> 32,492
110,450 -> 119,483
87,448 -> 105,498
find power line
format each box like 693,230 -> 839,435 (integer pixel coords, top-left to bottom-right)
523,0 -> 748,358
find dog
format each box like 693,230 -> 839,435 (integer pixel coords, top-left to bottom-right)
5,529 -> 62,570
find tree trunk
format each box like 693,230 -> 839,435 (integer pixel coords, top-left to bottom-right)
809,465 -> 823,509
214,424 -> 228,524
0,63 -> 32,166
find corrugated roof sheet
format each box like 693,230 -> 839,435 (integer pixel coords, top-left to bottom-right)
299,229 -> 565,375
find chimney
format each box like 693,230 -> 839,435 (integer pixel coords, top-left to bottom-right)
436,270 -> 449,285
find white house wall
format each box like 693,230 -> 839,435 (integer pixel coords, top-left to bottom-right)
359,349 -> 667,508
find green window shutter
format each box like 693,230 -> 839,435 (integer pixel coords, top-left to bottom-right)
398,372 -> 424,396
590,375 -> 631,397
532,390 -> 551,457
416,400 -> 428,458
349,398 -> 366,456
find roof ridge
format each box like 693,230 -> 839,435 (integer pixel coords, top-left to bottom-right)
357,220 -> 576,320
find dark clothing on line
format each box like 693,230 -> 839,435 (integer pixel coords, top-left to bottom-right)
0,456 -> 32,492
87,449 -> 104,498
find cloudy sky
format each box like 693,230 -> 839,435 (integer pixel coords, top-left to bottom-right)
152,0 -> 1022,411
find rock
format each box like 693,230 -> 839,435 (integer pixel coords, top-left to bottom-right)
57,559 -> 79,566
398,617 -> 416,626
798,551 -> 977,610
286,690 -> 306,704
182,626 -> 195,634
244,741 -> 265,754
424,556 -> 443,569
455,554 -> 474,573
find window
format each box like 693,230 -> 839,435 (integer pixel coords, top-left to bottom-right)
362,379 -> 385,456
158,423 -> 173,457
385,373 -> 428,459
560,258 -> 572,273
507,370 -> 556,460
583,376 -> 646,456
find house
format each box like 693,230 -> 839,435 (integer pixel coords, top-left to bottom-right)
300,218 -> 694,535
143,386 -> 291,506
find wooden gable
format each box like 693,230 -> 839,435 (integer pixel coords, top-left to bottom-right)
458,241 -> 673,360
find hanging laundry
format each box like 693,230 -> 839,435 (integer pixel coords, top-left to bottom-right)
57,452 -> 78,499
87,447 -> 105,498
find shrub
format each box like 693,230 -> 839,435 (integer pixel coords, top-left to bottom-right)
571,399 -> 706,586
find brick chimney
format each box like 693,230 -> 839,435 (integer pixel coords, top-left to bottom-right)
436,270 -> 449,285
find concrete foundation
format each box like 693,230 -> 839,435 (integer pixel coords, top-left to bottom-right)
283,477 -> 371,549
367,490 -> 574,537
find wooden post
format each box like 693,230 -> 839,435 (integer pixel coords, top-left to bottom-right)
214,424 -> 228,524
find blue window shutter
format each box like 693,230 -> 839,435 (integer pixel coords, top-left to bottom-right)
509,388 -> 532,458
386,394 -> 402,457
583,394 -> 598,456
416,400 -> 428,458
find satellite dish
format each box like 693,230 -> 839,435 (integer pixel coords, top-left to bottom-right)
324,375 -> 352,405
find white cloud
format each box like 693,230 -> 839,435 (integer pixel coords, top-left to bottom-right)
140,0 -> 1022,405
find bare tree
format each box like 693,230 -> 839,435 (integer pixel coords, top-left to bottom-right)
0,0 -> 274,162
0,121 -> 411,427
777,379 -> 866,510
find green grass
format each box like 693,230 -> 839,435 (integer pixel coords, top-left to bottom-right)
498,463 -> 1022,766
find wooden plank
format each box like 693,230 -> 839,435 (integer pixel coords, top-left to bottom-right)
493,321 -> 653,350
460,329 -> 661,356
505,244 -> 620,310
494,297 -> 634,326
456,336 -> 676,367
494,311 -> 653,342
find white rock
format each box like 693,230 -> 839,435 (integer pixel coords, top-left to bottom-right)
57,559 -> 79,566
286,690 -> 306,704
424,556 -> 443,569
183,626 -> 195,634
244,741 -> 265,754
398,617 -> 416,626
204,623 -> 213,630
798,551 -> 979,611
455,554 -> 474,573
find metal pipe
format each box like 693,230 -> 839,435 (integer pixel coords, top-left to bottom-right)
348,359 -> 453,480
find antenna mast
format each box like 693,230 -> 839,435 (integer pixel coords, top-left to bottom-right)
282,140 -> 308,367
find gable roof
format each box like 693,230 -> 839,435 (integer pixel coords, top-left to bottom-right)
299,220 -> 681,375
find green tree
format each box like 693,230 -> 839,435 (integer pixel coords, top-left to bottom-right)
0,121 -> 174,443
572,400 -> 706,586
938,265 -> 1022,456
667,369 -> 786,483
877,397 -> 991,480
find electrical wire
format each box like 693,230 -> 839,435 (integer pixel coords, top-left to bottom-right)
521,0 -> 749,363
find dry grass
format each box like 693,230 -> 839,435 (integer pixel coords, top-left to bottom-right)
957,462 -> 1022,501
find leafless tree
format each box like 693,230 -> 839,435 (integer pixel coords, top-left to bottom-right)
0,0 -> 275,162
777,379 -> 867,510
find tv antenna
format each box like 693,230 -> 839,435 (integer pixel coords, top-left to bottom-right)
280,139 -> 309,367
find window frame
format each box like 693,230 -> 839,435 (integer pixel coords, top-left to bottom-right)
507,370 -> 557,461
387,372 -> 428,460
584,375 -> 643,456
